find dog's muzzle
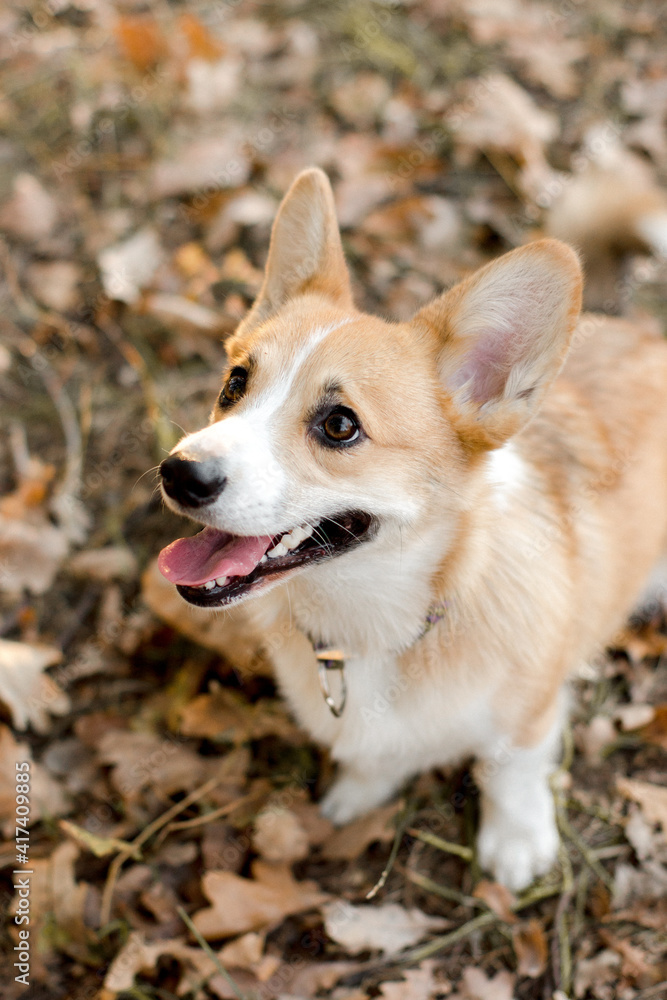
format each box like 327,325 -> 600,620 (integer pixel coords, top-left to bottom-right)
160,454 -> 227,509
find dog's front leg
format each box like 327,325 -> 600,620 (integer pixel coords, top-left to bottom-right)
320,760 -> 406,825
474,713 -> 562,892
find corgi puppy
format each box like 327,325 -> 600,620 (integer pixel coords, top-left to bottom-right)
157,168 -> 667,890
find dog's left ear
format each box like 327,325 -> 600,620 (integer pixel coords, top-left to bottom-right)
414,240 -> 583,448
237,168 -> 353,334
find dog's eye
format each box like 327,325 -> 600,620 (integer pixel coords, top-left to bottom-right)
321,407 -> 360,445
219,367 -> 247,407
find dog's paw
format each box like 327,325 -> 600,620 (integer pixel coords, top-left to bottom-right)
477,809 -> 559,892
320,770 -> 395,826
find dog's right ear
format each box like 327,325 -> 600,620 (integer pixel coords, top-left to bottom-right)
237,168 -> 353,334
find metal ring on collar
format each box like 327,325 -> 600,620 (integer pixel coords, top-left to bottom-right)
316,650 -> 347,718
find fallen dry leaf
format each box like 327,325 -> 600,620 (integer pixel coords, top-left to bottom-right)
97,227 -> 164,305
599,929 -> 663,985
218,931 -> 264,969
178,12 -> 225,61
378,960 -> 439,1000
506,35 -> 587,99
290,799 -> 335,846
114,15 -> 167,70
150,133 -> 250,199
97,729 -> 207,802
321,802 -> 399,860
612,861 -> 667,909
179,685 -> 296,743
473,879 -> 518,923
144,292 -> 223,331
617,777 -> 667,837
452,0 -> 545,45
252,806 -> 309,864
142,559 -> 270,675
636,703 -> 667,750
623,805 -> 662,861
329,71 -> 391,128
447,73 -> 557,198
0,512 -> 69,595
512,918 -> 548,978
604,898 -> 667,930
0,639 -> 68,732
323,900 -> 448,956
185,56 -> 243,115
611,625 -> 667,664
280,959 -> 362,998
193,861 -> 329,939
573,948 -> 621,1000
0,173 -> 58,240
458,967 -> 516,1000
577,714 -> 617,762
614,703 -> 655,731
25,260 -> 82,312
67,545 -> 138,582
103,932 -> 214,993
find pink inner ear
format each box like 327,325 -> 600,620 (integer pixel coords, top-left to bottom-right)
451,328 -> 517,404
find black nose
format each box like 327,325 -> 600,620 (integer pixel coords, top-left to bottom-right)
159,454 -> 227,508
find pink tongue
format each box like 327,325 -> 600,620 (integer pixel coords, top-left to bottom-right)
158,526 -> 273,587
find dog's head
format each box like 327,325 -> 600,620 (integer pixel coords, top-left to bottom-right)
158,168 -> 582,609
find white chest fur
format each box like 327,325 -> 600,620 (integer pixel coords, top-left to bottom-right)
252,583 -> 502,783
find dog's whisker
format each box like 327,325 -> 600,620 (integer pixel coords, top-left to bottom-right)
131,465 -> 161,493
312,524 -> 336,556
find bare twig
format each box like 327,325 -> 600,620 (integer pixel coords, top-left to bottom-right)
553,887 -> 573,995
366,801 -> 414,900
402,911 -> 498,963
100,776 -> 221,926
397,872 -> 564,966
153,789 -> 259,848
0,235 -> 73,336
177,905 -> 249,1000
558,810 -> 614,890
400,866 -> 484,910
407,827 -> 474,861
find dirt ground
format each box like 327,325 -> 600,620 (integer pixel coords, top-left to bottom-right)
1,2 -> 667,998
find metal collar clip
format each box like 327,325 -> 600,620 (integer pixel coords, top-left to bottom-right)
315,648 -> 347,718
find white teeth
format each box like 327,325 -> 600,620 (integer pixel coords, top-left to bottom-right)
215,576 -> 228,586
282,529 -> 301,550
203,580 -> 215,590
267,542 -> 287,559
266,524 -> 315,559
284,524 -> 314,550
281,531 -> 296,550
260,555 -> 268,564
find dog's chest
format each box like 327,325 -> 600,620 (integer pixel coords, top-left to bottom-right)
270,630 -> 499,772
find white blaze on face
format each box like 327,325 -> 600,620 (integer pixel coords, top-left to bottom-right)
250,318 -> 354,416
171,318 -> 355,535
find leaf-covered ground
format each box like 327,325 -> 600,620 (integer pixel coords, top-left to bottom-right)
1,2 -> 667,998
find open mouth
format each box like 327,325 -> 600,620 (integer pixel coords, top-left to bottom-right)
158,511 -> 375,608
